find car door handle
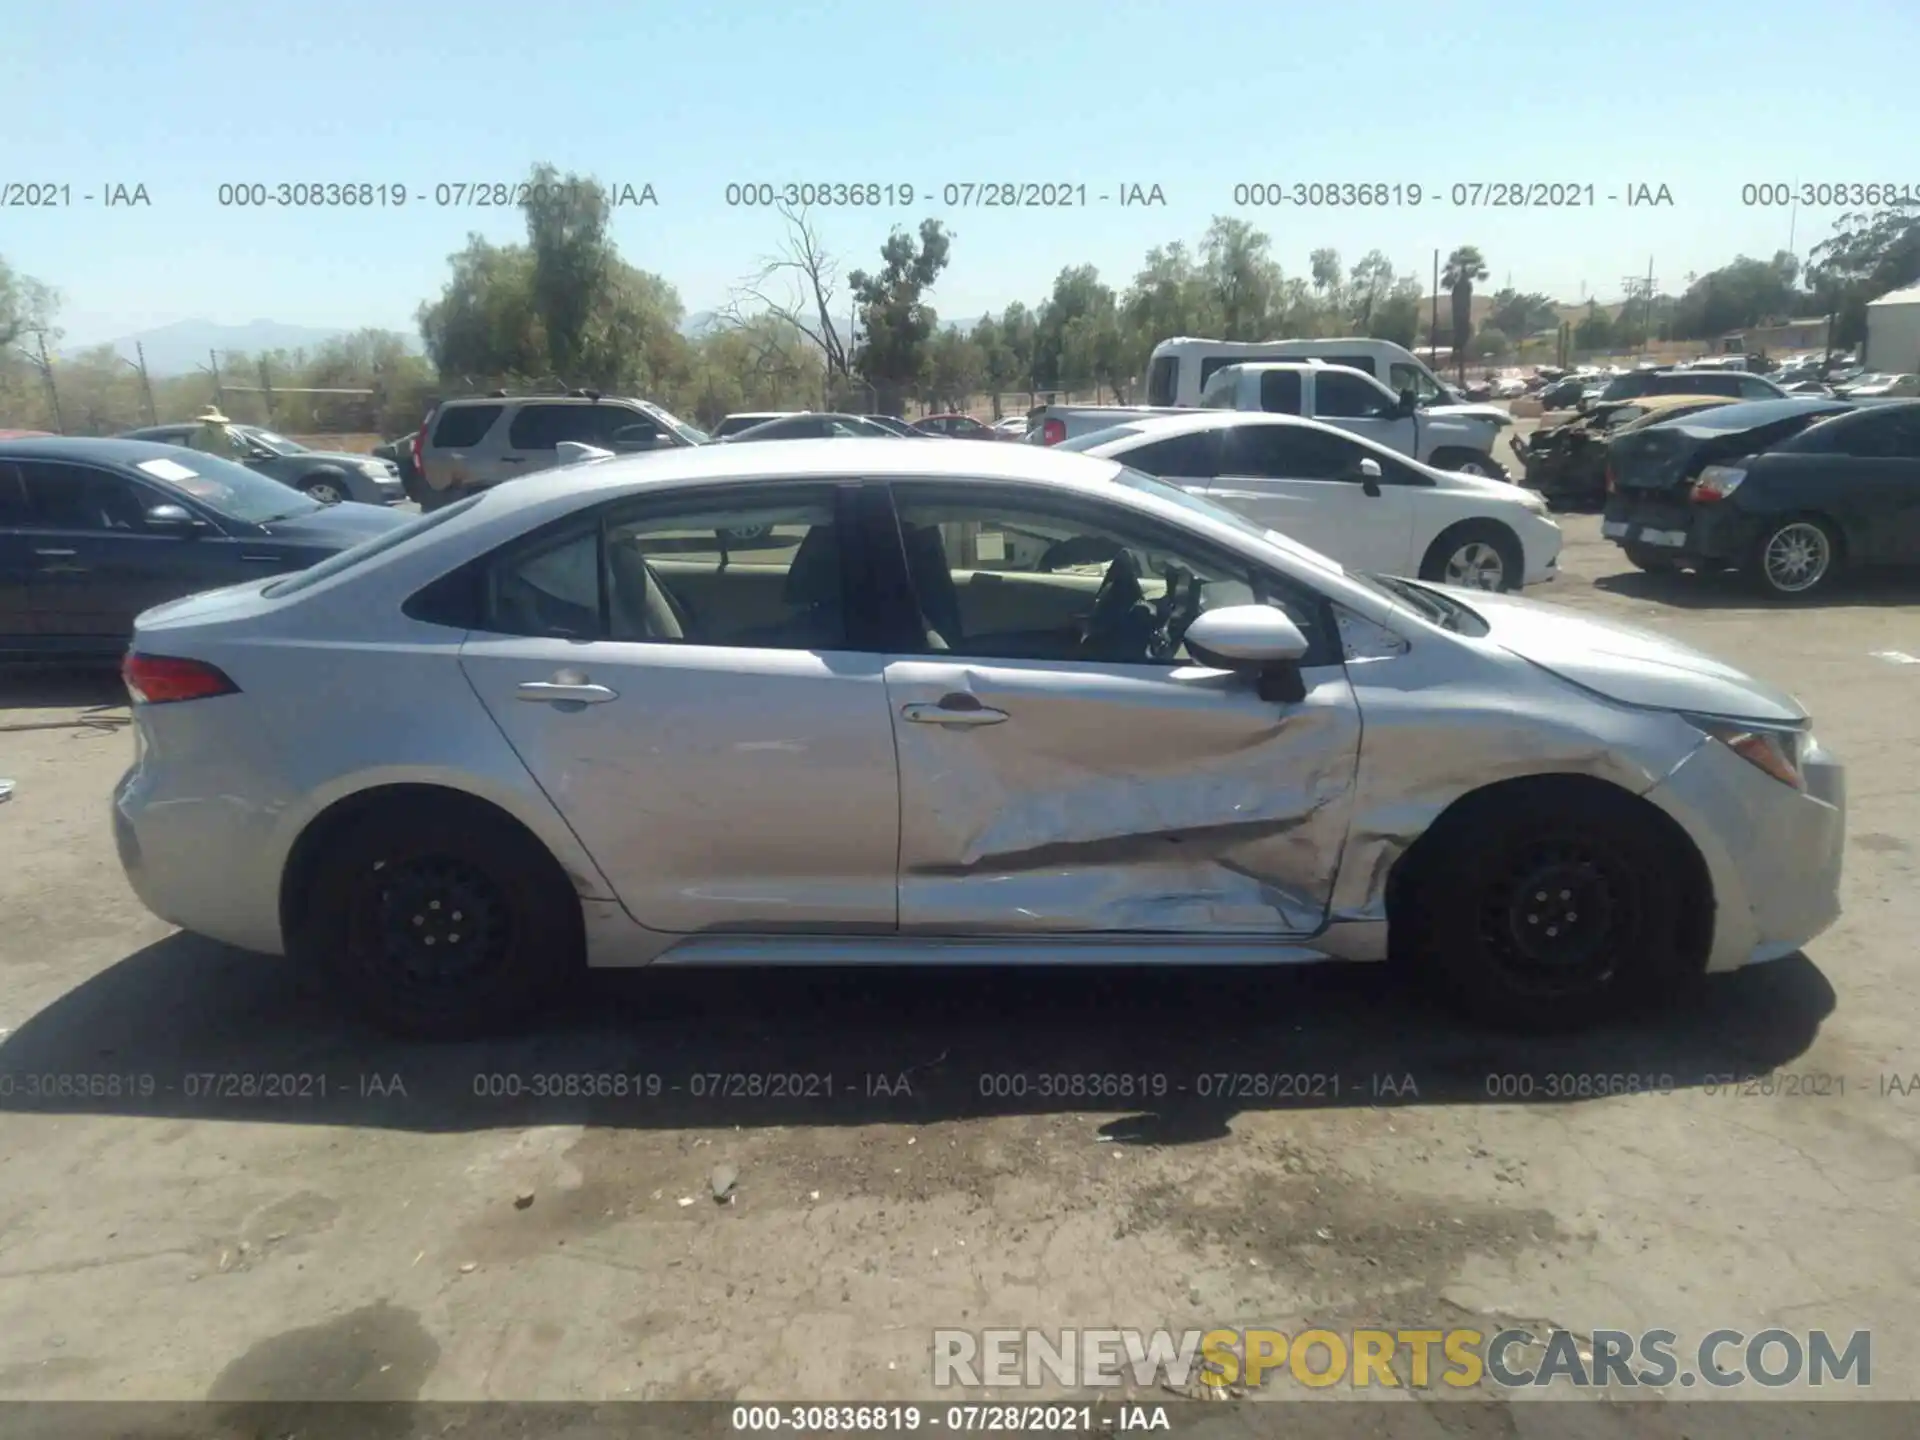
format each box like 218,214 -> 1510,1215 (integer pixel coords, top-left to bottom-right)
516,680 -> 619,704
32,547 -> 77,557
240,552 -> 286,563
500,456 -> 529,465
901,698 -> 1009,726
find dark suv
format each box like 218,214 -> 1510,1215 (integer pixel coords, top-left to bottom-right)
412,393 -> 709,509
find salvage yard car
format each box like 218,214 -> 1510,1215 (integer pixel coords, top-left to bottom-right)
113,439 -> 1842,1042
1517,394 -> 1740,510
1059,411 -> 1559,591
1602,397 -> 1920,597
1,437 -> 408,659
413,392 -> 707,509
119,422 -> 406,507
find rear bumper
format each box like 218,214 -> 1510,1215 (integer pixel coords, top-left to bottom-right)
1601,495 -> 1762,563
1642,733 -> 1846,971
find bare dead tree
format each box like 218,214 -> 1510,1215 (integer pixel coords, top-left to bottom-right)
719,202 -> 850,380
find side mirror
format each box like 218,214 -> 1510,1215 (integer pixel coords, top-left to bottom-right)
1183,604 -> 1310,703
1396,388 -> 1419,416
1353,457 -> 1384,497
144,503 -> 201,535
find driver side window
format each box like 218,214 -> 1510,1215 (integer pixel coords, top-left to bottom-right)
888,485 -> 1324,667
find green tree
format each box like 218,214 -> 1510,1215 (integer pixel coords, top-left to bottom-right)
1486,288 -> 1558,341
970,315 -> 1021,415
1808,200 -> 1920,349
850,219 -> 952,412
0,257 -> 60,351
1199,217 -> 1282,340
1369,275 -> 1425,348
997,302 -> 1038,390
1442,246 -> 1489,382
1345,250 -> 1397,331
1574,299 -> 1615,352
1308,247 -> 1345,333
1668,252 -> 1807,341
923,325 -> 986,411
1032,265 -> 1115,392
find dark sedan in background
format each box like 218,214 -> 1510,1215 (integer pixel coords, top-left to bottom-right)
118,422 -> 405,506
1,438 -> 409,659
1601,398 -> 1920,598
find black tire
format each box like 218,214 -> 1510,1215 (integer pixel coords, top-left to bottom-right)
291,800 -> 584,1039
1623,543 -> 1680,573
1748,514 -> 1841,600
1393,780 -> 1703,1031
1428,447 -> 1506,479
299,472 -> 349,505
1418,520 -> 1525,592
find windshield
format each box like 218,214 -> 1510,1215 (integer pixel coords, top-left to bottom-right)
235,426 -> 308,455
642,402 -> 710,445
129,451 -> 324,524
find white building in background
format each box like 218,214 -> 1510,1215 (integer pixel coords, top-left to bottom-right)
1865,283 -> 1920,373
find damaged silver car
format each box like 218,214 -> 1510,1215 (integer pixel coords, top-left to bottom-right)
113,440 -> 1845,1037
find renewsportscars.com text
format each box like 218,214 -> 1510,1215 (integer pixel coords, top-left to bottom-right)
932,1327 -> 1871,1390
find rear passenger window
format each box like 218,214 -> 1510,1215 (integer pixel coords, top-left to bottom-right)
507,404 -> 621,449
1123,432 -> 1219,479
487,527 -> 602,640
431,404 -> 503,448
1258,370 -> 1303,414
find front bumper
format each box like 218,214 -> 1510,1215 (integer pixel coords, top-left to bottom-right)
1643,731 -> 1846,971
1601,494 -> 1761,563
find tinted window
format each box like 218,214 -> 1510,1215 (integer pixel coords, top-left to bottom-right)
0,462 -> 29,523
1314,371 -> 1392,419
714,415 -> 776,437
431,404 -> 504,448
1782,407 -> 1920,459
1121,431 -> 1219,479
889,486 -> 1325,666
1198,357 -> 1241,388
1258,370 -> 1303,414
1146,355 -> 1179,406
607,416 -> 662,445
1220,425 -> 1360,480
1738,375 -> 1780,399
508,403 -> 629,449
12,462 -> 160,531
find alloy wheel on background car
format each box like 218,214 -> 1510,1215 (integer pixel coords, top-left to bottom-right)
1444,541 -> 1507,590
302,480 -> 345,504
1758,520 -> 1834,596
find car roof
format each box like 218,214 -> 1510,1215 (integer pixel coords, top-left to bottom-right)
439,393 -> 638,407
1621,393 -> 1742,411
462,437 -> 1130,517
1074,410 -> 1380,443
0,435 -> 208,466
1653,396 -> 1858,430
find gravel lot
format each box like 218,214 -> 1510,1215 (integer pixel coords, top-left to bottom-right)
1,502 -> 1917,1408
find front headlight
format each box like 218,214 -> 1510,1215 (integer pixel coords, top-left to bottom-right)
1687,715 -> 1806,790
358,459 -> 395,479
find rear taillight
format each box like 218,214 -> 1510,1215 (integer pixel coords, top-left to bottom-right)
1691,464 -> 1747,503
1041,418 -> 1066,446
122,653 -> 239,705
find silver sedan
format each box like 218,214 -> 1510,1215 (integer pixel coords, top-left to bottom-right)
111,439 -> 1846,1037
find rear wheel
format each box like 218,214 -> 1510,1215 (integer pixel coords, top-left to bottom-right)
1419,520 -> 1524,592
1393,780 -> 1703,1031
300,475 -> 346,504
1749,515 -> 1840,599
292,800 -> 583,1039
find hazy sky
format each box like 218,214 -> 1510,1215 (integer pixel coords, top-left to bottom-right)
7,0 -> 1918,346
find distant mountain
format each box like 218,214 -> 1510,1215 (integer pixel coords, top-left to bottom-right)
680,310 -> 720,337
65,319 -> 401,376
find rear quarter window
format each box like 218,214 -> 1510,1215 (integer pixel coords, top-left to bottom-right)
431,404 -> 504,448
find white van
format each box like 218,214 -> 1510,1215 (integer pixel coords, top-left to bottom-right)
1144,337 -> 1510,426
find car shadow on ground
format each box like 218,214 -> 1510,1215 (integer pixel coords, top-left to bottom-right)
0,932 -> 1836,1142
1593,565 -> 1920,610
0,664 -> 128,732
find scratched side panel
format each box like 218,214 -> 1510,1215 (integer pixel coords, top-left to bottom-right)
1327,637 -> 1703,929
885,658 -> 1362,935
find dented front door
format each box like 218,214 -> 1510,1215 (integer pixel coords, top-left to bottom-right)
884,657 -> 1362,935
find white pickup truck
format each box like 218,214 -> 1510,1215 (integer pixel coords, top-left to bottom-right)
1030,362 -> 1510,477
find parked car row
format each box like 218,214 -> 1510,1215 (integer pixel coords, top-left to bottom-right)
118,421 -> 406,506
1516,395 -> 1741,509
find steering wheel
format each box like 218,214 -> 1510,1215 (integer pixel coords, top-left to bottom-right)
1148,568 -> 1204,661
1081,553 -> 1148,658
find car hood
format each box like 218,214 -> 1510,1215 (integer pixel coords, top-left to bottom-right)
1450,587 -> 1806,723
1425,402 -> 1511,428
257,500 -> 410,546
267,449 -> 391,468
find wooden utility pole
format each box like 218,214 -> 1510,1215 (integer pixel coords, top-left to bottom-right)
1430,250 -> 1440,365
28,331 -> 66,434
119,343 -> 158,424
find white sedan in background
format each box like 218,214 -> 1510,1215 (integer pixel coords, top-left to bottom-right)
1061,412 -> 1561,592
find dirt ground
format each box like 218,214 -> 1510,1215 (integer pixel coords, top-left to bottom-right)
1,500 -> 1917,1409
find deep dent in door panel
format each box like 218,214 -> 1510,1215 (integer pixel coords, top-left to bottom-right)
891,663 -> 1360,933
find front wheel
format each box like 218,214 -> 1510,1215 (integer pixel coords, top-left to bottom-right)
300,476 -> 346,505
1749,515 -> 1840,599
1419,520 -> 1524,592
293,801 -> 584,1039
1394,781 -> 1702,1031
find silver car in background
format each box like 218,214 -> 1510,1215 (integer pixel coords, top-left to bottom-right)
112,441 -> 1845,1038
